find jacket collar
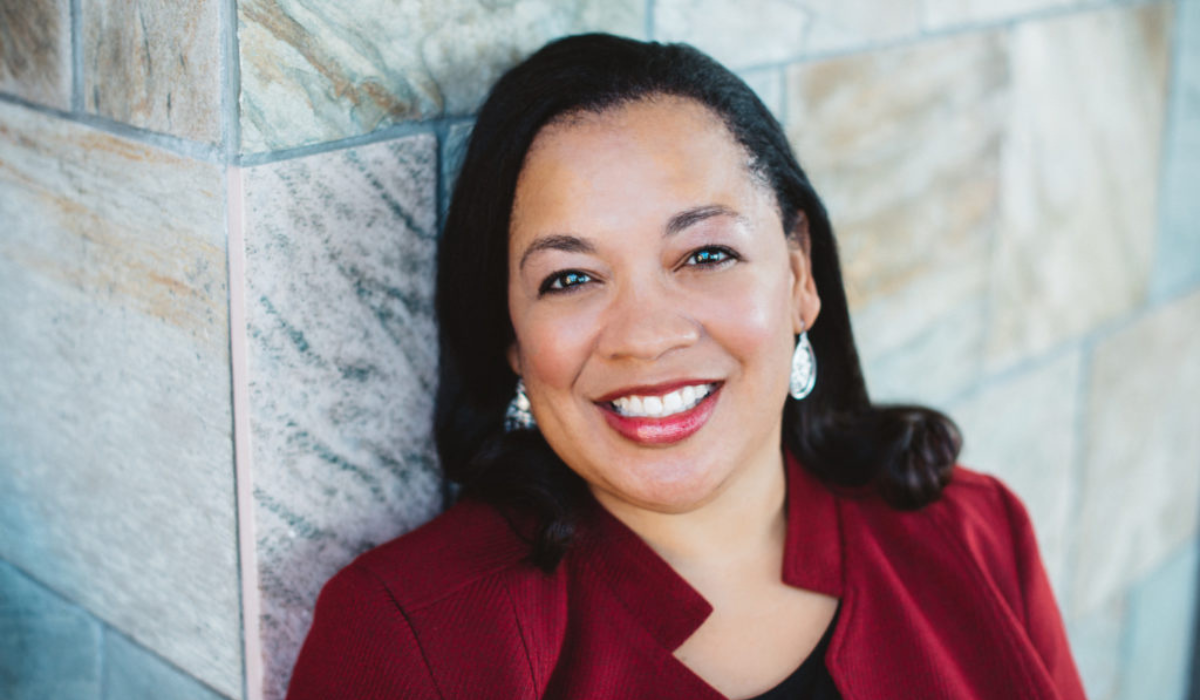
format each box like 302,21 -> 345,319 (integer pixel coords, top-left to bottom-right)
571,451 -> 844,651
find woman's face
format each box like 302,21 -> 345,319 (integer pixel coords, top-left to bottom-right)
507,95 -> 821,516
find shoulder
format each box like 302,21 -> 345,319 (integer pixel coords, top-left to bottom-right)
349,497 -> 535,612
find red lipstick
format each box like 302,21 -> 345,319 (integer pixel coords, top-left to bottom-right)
598,382 -> 722,445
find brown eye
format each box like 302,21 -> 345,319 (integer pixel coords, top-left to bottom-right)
686,246 -> 739,267
540,270 -> 593,295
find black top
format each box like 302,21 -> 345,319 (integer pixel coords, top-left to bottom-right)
743,605 -> 843,700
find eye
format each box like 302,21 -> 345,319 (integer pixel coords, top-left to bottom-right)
539,270 -> 594,295
685,246 -> 740,268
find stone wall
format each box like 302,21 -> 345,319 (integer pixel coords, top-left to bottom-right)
0,0 -> 1196,698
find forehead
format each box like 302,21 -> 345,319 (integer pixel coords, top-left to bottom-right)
510,96 -> 770,237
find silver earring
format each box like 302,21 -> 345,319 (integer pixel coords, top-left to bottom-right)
505,378 -> 536,432
789,331 -> 816,400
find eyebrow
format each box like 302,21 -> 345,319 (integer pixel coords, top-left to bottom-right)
518,204 -> 745,270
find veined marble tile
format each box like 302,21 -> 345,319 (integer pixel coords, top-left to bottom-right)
802,0 -> 922,55
83,0 -> 222,143
786,29 -> 1007,405
242,134 -> 443,700
0,561 -> 102,700
237,0 -> 645,153
1072,290 -> 1200,617
0,101 -> 240,697
654,0 -> 807,68
986,4 -> 1172,370
921,0 -> 1073,31
1152,0 -> 1200,300
0,0 -> 71,109
949,350 -> 1082,598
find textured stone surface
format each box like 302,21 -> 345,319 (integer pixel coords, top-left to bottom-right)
786,29 -> 1006,405
0,101 -> 241,696
83,0 -> 222,143
103,629 -> 228,700
654,0 -> 807,68
1151,0 -> 1200,300
1067,596 -> 1124,700
986,4 -> 1172,370
0,561 -> 101,700
1072,290 -> 1200,617
950,350 -> 1081,597
1119,540 -> 1200,700
802,0 -> 922,55
0,0 -> 71,109
921,0 -> 1072,31
441,120 -> 474,217
242,134 -> 444,700
238,0 -> 644,153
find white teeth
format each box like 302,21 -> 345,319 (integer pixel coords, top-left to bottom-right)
610,383 -> 715,418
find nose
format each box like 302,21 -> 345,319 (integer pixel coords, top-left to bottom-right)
596,278 -> 701,362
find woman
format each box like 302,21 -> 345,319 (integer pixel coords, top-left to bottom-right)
288,34 -> 1085,699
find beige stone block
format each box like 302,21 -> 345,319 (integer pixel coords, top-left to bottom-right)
1071,290 -> 1200,617
0,0 -> 71,109
949,350 -> 1082,597
0,101 -> 240,696
986,4 -> 1172,370
654,0 -> 807,68
83,0 -> 222,143
238,0 -> 645,153
787,30 -> 1007,404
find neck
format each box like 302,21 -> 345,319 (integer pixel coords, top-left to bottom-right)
593,447 -> 789,577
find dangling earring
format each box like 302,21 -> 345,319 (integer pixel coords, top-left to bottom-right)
789,331 -> 817,400
505,378 -> 537,432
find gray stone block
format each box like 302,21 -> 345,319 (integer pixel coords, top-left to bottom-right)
654,0 -> 808,68
241,134 -> 444,700
103,628 -> 228,700
0,561 -> 101,700
1072,289 -> 1200,617
1119,540 -> 1199,700
238,0 -> 645,153
0,0 -> 71,109
0,100 -> 241,697
1067,596 -> 1125,700
82,0 -> 222,143
950,349 -> 1082,598
986,5 -> 1173,370
786,29 -> 1007,405
1151,0 -> 1200,300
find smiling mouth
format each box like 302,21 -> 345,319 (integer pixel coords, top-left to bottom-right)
608,383 -> 717,418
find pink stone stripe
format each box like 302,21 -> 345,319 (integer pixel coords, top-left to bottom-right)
227,165 -> 264,700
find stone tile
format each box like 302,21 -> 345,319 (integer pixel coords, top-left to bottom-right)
802,0 -> 922,55
241,135 -> 444,700
1067,595 -> 1124,700
921,0 -> 1072,31
103,629 -> 227,700
1072,290 -> 1200,617
654,0 -> 807,68
0,561 -> 101,700
1119,539 -> 1199,700
1151,0 -> 1200,300
441,120 -> 474,218
786,29 -> 1007,405
737,67 -> 784,122
83,0 -> 222,143
949,350 -> 1082,597
986,4 -> 1173,370
0,101 -> 241,696
238,0 -> 644,153
0,0 -> 71,109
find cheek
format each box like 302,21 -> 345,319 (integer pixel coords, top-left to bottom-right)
514,305 -> 601,391
703,269 -> 795,365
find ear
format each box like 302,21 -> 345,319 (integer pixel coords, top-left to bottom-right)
787,211 -> 821,335
506,341 -> 522,377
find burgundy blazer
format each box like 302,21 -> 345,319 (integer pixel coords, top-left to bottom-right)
287,455 -> 1086,699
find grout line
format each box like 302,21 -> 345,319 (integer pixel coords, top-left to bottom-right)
227,165 -> 264,700
236,119 -> 441,167
645,0 -> 656,39
69,0 -> 83,113
1147,0 -> 1188,304
0,91 -> 224,162
97,608 -> 107,699
432,118 -> 449,235
222,0 -> 242,163
1061,332 -> 1096,620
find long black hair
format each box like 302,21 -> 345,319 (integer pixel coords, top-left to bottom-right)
435,33 -> 960,570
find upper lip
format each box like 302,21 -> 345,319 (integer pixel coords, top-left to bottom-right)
594,379 -> 721,403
